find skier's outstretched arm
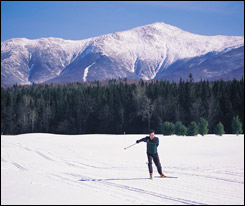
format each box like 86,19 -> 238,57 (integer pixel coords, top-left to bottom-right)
136,137 -> 147,144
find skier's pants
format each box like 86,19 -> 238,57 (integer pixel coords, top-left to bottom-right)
147,152 -> 162,174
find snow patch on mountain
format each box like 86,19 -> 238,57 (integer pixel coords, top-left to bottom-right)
83,62 -> 95,82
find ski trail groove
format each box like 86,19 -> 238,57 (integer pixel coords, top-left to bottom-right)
174,171 -> 244,184
36,151 -> 54,161
79,175 -> 206,205
102,181 -> 207,205
1,157 -> 7,162
73,161 -> 115,169
12,162 -> 27,170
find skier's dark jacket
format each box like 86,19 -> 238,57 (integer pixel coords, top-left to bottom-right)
138,136 -> 159,155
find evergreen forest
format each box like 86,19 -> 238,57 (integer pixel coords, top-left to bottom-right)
1,77 -> 244,135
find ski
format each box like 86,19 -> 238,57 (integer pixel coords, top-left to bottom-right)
155,176 -> 178,179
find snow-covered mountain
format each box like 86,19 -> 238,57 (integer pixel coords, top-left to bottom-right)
1,22 -> 244,86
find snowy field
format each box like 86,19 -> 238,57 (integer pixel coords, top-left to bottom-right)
1,133 -> 244,205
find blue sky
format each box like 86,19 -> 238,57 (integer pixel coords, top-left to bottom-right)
1,1 -> 244,42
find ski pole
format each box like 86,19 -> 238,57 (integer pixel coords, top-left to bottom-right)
124,143 -> 137,150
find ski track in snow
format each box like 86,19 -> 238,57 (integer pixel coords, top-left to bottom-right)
77,174 -> 206,205
35,151 -> 55,161
11,162 -> 28,171
172,170 -> 244,184
49,172 -> 202,205
1,134 -> 244,205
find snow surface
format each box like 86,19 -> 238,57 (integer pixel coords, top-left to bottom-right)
1,134 -> 244,205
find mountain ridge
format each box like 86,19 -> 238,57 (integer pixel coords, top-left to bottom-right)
1,22 -> 244,86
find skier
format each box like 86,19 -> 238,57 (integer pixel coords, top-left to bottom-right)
136,130 -> 166,179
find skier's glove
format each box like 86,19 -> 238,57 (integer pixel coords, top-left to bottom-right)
136,140 -> 140,144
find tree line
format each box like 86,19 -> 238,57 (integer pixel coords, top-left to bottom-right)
1,76 -> 244,135
162,116 -> 243,136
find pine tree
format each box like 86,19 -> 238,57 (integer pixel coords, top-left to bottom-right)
218,85 -> 233,133
162,121 -> 175,135
199,118 -> 209,136
175,121 -> 187,136
232,115 -> 243,135
215,122 -> 225,136
133,85 -> 154,132
187,121 -> 199,136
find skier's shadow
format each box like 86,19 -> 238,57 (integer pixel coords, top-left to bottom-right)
80,176 -> 177,182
